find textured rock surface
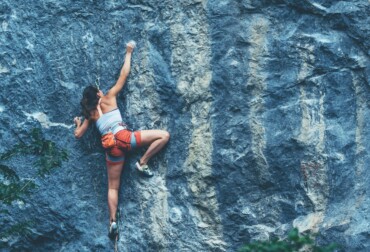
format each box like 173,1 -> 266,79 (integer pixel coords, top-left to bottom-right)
1,0 -> 370,251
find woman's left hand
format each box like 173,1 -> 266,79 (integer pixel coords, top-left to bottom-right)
74,117 -> 81,127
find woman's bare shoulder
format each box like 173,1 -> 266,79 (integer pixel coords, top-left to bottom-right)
100,96 -> 117,112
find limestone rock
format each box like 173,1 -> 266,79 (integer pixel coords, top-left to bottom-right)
1,0 -> 369,251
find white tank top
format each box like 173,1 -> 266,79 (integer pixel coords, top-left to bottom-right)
95,109 -> 126,135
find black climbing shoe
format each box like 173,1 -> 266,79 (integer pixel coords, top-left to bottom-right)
108,221 -> 118,240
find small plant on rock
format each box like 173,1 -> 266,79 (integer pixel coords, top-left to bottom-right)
0,128 -> 68,243
239,228 -> 337,252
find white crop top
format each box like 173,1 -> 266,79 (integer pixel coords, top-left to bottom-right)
95,109 -> 126,135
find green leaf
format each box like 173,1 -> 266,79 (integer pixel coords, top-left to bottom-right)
239,229 -> 337,252
0,127 -> 68,201
0,220 -> 35,238
0,179 -> 37,204
0,164 -> 19,181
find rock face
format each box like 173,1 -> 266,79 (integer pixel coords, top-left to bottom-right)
1,0 -> 370,251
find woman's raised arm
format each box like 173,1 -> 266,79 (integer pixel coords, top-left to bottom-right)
106,41 -> 135,98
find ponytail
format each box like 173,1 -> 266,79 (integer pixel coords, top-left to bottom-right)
80,86 -> 99,119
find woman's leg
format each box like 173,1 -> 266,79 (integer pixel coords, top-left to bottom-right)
138,130 -> 170,165
107,162 -> 124,223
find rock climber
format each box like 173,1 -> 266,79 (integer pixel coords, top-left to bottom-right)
73,41 -> 170,239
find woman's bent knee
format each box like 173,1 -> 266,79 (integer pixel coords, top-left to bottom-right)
162,130 -> 170,142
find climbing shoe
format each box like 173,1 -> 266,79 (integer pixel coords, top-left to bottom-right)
135,161 -> 154,177
108,221 -> 118,240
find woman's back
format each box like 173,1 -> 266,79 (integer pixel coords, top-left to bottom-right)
96,108 -> 125,135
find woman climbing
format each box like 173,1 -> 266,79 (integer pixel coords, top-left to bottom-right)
73,41 -> 170,239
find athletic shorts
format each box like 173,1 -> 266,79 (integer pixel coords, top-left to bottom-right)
105,129 -> 142,165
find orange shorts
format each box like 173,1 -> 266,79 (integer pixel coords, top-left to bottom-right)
105,129 -> 142,165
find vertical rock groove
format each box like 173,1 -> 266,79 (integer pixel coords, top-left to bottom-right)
352,72 -> 366,196
247,16 -> 270,184
164,1 -> 225,250
295,43 -> 328,232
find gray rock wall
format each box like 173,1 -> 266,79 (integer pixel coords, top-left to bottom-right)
1,0 -> 369,251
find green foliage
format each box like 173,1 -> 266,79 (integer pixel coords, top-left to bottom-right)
239,229 -> 337,252
0,209 -> 10,215
33,141 -> 68,177
0,164 -> 37,204
0,128 -> 68,239
0,220 -> 35,238
0,177 -> 37,205
0,128 -> 68,177
0,164 -> 19,181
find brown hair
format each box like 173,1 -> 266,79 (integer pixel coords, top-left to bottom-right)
80,85 -> 99,119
